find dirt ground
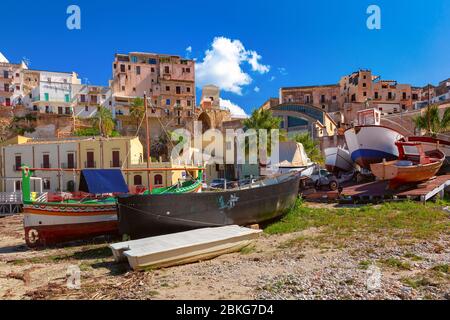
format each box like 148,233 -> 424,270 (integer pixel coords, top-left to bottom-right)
0,208 -> 449,300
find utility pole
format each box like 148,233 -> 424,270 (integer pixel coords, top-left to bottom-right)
144,92 -> 151,191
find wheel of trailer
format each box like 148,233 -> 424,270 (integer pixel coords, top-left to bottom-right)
329,181 -> 338,191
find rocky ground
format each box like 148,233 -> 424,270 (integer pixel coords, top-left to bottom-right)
0,203 -> 449,300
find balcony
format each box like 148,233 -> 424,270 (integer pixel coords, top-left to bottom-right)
110,160 -> 122,168
84,161 -> 96,168
2,75 -> 13,82
0,89 -> 13,97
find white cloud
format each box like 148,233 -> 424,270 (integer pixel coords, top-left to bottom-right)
0,52 -> 8,63
220,98 -> 248,118
278,67 -> 288,75
186,46 -> 192,53
247,51 -> 270,74
196,37 -> 270,95
269,76 -> 276,82
254,86 -> 260,92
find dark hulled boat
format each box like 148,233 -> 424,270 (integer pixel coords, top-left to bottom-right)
117,172 -> 301,239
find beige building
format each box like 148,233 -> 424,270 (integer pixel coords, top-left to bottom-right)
0,136 -> 195,193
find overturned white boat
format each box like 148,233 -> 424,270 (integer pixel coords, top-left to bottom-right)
325,146 -> 353,173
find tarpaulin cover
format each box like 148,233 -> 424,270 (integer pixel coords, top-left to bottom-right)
79,169 -> 128,194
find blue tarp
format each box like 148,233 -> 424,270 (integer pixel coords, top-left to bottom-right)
79,169 -> 128,194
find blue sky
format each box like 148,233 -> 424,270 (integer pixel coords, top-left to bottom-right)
2,0 -> 449,115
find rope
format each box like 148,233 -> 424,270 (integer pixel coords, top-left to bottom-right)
117,202 -> 221,226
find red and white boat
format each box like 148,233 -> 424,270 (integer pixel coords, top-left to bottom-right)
370,141 -> 445,189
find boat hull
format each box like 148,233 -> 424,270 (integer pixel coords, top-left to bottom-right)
117,173 -> 301,239
370,158 -> 444,189
325,147 -> 353,173
23,202 -> 118,247
405,136 -> 450,173
344,125 -> 404,169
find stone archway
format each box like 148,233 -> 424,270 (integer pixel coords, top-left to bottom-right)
197,112 -> 212,133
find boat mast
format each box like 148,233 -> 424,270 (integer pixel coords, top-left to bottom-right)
144,92 -> 152,192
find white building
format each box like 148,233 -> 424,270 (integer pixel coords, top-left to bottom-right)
0,52 -> 28,107
72,84 -> 112,118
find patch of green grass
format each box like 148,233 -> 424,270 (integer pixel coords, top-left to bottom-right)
431,264 -> 449,274
264,200 -> 449,242
147,290 -> 159,297
239,245 -> 256,255
401,276 -> 434,289
380,258 -> 412,270
358,260 -> 371,270
404,252 -> 424,261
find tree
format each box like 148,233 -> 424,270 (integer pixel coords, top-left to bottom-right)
92,106 -> 115,137
292,132 -> 324,164
413,104 -> 450,138
243,109 -> 285,156
130,97 -> 145,130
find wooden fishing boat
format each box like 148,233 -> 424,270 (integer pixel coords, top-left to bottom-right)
22,167 -> 127,247
22,167 -> 203,247
370,141 -> 445,189
117,172 -> 301,240
403,136 -> 450,173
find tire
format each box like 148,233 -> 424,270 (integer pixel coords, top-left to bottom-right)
329,181 -> 338,191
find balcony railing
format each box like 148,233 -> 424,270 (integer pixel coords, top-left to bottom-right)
84,161 -> 96,168
110,160 -> 122,168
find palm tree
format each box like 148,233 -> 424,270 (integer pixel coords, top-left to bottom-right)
242,109 -> 285,166
292,132 -> 324,164
92,106 -> 115,137
130,97 -> 145,131
413,104 -> 450,138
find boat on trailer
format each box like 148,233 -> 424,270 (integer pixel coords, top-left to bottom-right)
117,172 -> 301,240
370,141 -> 445,189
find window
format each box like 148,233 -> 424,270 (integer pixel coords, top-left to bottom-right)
185,68 -> 190,73
134,175 -> 142,186
80,94 -> 86,102
120,64 -> 125,72
121,86 -> 125,91
42,154 -> 50,168
166,86 -> 170,91
151,67 -> 155,72
111,150 -> 121,167
363,83 -> 366,87
86,151 -> 95,168
374,92 -> 379,99
388,92 -> 393,100
58,107 -> 63,114
363,92 -> 367,97
15,180 -> 21,191
177,118 -> 181,125
65,94 -> 70,103
166,99 -> 171,105
176,86 -> 181,94
4,84 -> 9,92
67,153 -> 75,169
136,66 -> 141,75
164,66 -> 170,74
176,100 -> 181,106
44,93 -> 49,101
65,107 -> 71,114
113,63 -> 117,69
187,100 -> 191,107
186,87 -> 191,93
321,95 -> 325,103
43,179 -> 51,190
148,58 -> 157,64
351,94 -> 356,102
131,56 -> 138,63
3,70 -> 9,78
14,155 -> 21,171
332,95 -> 336,100
67,180 -> 75,192
187,110 -> 191,116
154,174 -> 163,186
128,65 -> 131,70
85,106 -> 89,112
402,92 -> 407,100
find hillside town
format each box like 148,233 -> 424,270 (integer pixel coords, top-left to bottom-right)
0,48 -> 449,301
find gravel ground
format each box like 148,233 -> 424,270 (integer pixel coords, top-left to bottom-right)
0,210 -> 448,300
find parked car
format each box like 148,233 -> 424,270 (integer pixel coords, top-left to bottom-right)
209,179 -> 237,190
309,168 -> 339,191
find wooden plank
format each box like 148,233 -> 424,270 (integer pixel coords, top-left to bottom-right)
110,225 -> 262,270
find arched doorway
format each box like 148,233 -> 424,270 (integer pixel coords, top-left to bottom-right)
197,112 -> 212,133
